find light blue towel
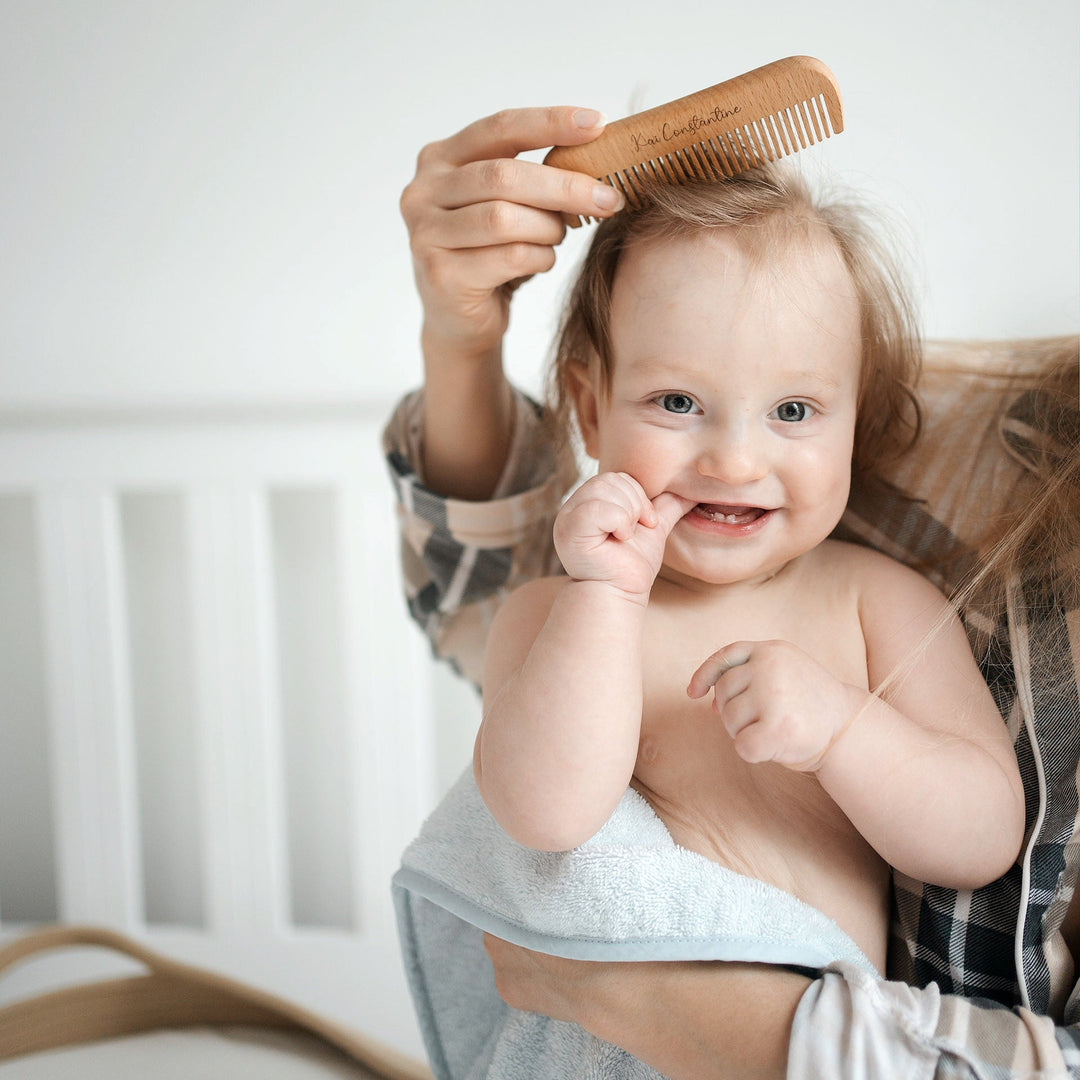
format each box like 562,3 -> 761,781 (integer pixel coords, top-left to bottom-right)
393,769 -> 875,1080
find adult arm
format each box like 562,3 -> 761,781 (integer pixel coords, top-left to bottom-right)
388,107 -> 621,675
483,936 -> 1071,1080
398,105 -> 623,499
383,387 -> 575,684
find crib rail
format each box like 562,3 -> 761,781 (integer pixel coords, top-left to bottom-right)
0,404 -> 442,1055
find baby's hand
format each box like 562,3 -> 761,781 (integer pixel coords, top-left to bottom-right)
554,473 -> 692,601
686,641 -> 864,771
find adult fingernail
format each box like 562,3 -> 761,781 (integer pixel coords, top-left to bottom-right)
573,108 -> 606,129
593,184 -> 624,211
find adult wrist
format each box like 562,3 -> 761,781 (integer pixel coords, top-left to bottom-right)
576,961 -> 806,1080
420,323 -> 505,372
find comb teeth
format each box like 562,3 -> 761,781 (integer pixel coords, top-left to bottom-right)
607,91 -> 838,211
544,56 -> 844,227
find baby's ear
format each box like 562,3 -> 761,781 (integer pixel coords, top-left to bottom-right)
567,362 -> 601,460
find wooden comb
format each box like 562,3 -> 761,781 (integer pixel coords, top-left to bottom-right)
544,56 -> 843,225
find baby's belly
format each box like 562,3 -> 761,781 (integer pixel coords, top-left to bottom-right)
633,702 -> 890,971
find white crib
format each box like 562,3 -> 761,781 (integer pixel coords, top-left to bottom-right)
0,403 -> 470,1060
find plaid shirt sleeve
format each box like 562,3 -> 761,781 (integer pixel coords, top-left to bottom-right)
789,961 -> 1072,1079
382,387 -> 578,685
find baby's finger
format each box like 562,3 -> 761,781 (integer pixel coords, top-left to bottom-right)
686,642 -> 754,698
570,495 -> 640,542
650,492 -> 696,537
731,722 -> 777,765
716,692 -> 758,740
605,473 -> 657,529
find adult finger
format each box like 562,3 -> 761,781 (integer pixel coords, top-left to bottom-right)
422,240 -> 559,297
436,106 -> 609,169
439,157 -> 624,220
424,196 -> 568,252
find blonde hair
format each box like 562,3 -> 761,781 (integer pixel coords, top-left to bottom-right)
548,165 -> 922,479
872,337 -> 1080,704
953,339 -> 1080,618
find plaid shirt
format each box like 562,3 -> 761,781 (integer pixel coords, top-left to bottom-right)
384,340 -> 1080,1078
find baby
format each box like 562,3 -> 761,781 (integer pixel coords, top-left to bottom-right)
473,168 -> 1025,972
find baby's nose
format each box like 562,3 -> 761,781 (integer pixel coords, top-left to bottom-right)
695,427 -> 767,485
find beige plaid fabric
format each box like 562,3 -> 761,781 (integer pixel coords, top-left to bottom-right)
384,338 -> 1080,1078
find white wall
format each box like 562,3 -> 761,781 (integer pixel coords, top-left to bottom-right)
0,0 -> 1076,413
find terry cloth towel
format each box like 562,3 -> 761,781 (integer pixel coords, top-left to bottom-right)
393,769 -> 876,1080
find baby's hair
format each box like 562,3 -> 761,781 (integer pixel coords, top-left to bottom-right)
548,164 -> 922,478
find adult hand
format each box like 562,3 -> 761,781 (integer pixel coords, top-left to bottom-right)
399,106 -> 625,364
482,934 -> 806,1080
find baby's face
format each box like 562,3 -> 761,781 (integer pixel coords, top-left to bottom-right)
581,227 -> 862,590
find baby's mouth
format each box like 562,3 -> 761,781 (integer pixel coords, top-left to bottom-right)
693,503 -> 768,525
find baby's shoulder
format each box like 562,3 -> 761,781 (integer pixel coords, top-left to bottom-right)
816,539 -> 950,615
817,537 -> 941,592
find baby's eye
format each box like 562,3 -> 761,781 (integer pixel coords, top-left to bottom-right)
658,393 -> 698,414
772,401 -> 812,423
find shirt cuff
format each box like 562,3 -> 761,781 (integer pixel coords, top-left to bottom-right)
788,962 -> 1068,1080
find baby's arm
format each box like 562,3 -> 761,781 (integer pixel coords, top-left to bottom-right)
475,473 -> 690,850
689,550 -> 1024,889
819,555 -> 1024,886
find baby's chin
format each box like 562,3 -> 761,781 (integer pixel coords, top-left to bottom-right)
654,557 -> 792,594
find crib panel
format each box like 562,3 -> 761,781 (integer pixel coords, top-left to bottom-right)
186,483 -> 286,936
346,486 -> 438,935
0,410 -> 438,1056
0,494 -> 57,923
34,487 -> 144,927
120,491 -> 204,928
269,486 -> 356,932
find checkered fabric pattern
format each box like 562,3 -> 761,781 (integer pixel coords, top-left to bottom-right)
384,339 -> 1080,1076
